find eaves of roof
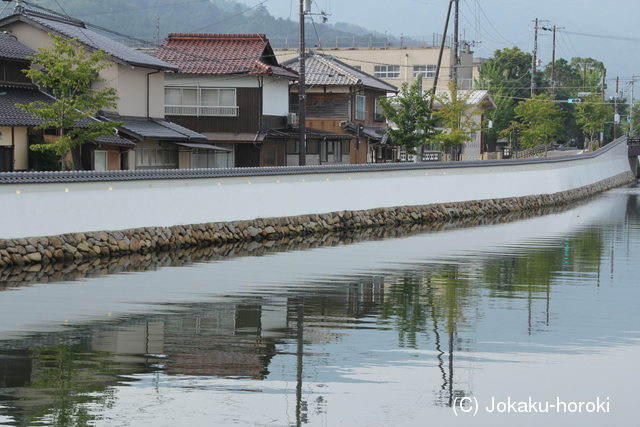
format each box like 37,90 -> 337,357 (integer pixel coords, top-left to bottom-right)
0,85 -> 53,126
266,126 -> 354,140
0,7 -> 178,71
98,112 -> 206,142
282,52 -> 397,92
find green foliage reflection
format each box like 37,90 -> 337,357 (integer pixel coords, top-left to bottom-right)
17,345 -> 118,427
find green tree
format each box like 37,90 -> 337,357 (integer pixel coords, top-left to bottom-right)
570,57 -> 606,95
510,93 -> 564,150
434,79 -> 481,156
475,47 -> 533,144
377,76 -> 438,156
575,94 -> 612,149
17,34 -> 120,170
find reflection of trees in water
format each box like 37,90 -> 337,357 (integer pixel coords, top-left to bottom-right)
376,224 -> 609,407
1,345 -> 118,427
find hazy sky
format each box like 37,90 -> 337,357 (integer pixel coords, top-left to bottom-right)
248,0 -> 640,94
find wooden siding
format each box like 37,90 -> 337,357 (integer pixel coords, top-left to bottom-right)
167,88 -> 261,133
291,92 -> 351,118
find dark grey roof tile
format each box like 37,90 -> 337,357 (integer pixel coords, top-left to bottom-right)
1,7 -> 177,71
98,112 -> 206,141
0,32 -> 35,60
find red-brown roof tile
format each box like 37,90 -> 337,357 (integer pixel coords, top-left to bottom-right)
156,33 -> 297,78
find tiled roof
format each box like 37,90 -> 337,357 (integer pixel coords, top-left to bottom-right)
0,7 -> 177,71
0,32 -> 35,60
0,85 -> 135,146
94,133 -> 136,147
98,111 -> 206,142
156,33 -> 297,78
0,85 -> 55,126
266,126 -> 353,140
281,51 -> 398,92
340,120 -> 389,142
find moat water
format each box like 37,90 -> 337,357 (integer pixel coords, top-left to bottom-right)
0,182 -> 638,427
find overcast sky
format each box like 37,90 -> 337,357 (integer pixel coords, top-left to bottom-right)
250,0 -> 640,95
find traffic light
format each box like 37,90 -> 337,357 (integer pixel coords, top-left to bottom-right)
567,98 -> 582,103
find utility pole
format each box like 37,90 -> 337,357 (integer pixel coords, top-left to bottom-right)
630,76 -> 637,137
550,26 -> 556,95
298,0 -> 308,166
539,25 -> 560,95
430,0 -> 454,108
452,0 -> 459,82
531,18 -> 538,97
614,76 -> 619,140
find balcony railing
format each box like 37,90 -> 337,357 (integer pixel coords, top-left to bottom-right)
165,105 -> 239,117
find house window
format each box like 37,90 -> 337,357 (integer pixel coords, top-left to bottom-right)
374,65 -> 400,79
287,139 -> 299,154
193,151 -> 218,168
334,140 -> 342,162
94,150 -> 107,171
356,95 -> 366,121
374,98 -> 385,122
413,65 -> 436,78
136,147 -> 174,167
351,65 -> 362,71
321,140 -> 333,162
165,87 -> 238,116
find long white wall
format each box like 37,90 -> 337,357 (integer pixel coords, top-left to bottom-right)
0,139 -> 633,240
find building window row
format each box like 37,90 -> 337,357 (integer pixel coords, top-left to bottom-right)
374,65 -> 400,79
165,87 -> 238,117
413,65 -> 437,78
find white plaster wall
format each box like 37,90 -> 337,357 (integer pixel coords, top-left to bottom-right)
262,78 -> 290,116
0,141 -> 632,239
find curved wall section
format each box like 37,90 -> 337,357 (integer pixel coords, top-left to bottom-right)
0,138 -> 634,239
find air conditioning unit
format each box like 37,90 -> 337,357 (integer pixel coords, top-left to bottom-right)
287,113 -> 297,126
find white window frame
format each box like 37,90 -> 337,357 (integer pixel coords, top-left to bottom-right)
413,65 -> 436,79
356,95 -> 367,121
94,150 -> 108,171
165,87 -> 238,117
374,65 -> 400,79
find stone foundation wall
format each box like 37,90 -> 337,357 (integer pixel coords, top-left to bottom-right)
1,171 -> 635,268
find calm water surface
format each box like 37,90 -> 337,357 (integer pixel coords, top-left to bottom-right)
0,183 -> 639,427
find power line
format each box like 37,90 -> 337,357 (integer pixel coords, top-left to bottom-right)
563,30 -> 640,43
72,0 -> 209,17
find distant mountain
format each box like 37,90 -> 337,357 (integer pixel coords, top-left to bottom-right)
11,0 -> 397,49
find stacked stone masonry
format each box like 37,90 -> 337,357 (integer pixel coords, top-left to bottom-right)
0,171 -> 635,268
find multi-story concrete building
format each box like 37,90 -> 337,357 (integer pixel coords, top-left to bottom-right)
276,44 -> 475,93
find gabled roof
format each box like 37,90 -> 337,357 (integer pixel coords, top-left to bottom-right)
266,126 -> 354,140
0,32 -> 35,61
281,51 -> 398,93
156,33 -> 297,78
97,111 -> 206,142
0,6 -> 177,71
